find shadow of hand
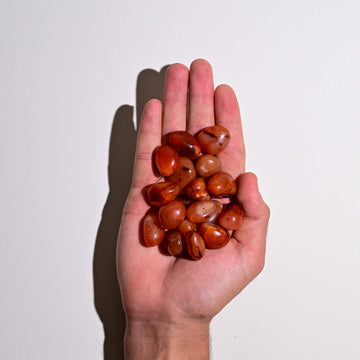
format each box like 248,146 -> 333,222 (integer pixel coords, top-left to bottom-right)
92,65 -> 168,360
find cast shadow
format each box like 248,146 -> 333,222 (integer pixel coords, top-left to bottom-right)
93,65 -> 169,360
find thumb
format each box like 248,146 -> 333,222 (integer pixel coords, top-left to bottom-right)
233,172 -> 270,277
236,172 -> 270,221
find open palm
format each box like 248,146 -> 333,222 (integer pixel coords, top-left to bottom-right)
117,59 -> 270,326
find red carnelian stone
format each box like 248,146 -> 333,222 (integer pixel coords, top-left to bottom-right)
143,210 -> 165,246
148,181 -> 180,207
195,154 -> 221,177
166,157 -> 196,191
186,231 -> 205,260
159,200 -> 186,229
218,202 -> 245,230
186,200 -> 223,223
185,177 -> 211,200
154,145 -> 179,176
165,231 -> 183,256
196,125 -> 230,154
198,223 -> 230,249
177,219 -> 197,236
207,172 -> 237,197
168,131 -> 201,160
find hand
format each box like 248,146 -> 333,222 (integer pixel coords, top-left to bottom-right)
116,59 -> 270,359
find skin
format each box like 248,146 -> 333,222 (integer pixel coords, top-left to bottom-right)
116,59 -> 270,359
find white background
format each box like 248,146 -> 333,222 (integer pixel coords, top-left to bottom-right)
1,0 -> 360,359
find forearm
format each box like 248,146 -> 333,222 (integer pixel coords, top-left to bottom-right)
124,319 -> 210,360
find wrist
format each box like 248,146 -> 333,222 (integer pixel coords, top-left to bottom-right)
124,318 -> 210,360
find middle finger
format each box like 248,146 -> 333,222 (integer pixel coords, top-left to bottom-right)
187,59 -> 215,134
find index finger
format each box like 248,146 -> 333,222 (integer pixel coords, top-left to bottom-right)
214,84 -> 245,177
162,63 -> 189,135
187,59 -> 215,134
131,99 -> 162,189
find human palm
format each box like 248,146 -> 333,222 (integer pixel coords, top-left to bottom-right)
117,59 -> 270,326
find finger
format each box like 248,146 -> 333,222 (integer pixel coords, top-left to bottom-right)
187,59 -> 215,134
214,84 -> 245,176
233,173 -> 270,276
236,172 -> 269,221
233,172 -> 270,244
162,63 -> 189,135
132,99 -> 162,189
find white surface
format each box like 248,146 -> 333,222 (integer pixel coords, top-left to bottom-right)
1,0 -> 360,359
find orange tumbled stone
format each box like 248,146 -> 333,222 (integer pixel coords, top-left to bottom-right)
177,219 -> 197,236
164,230 -> 183,256
207,172 -> 237,197
186,231 -> 205,260
159,200 -> 186,229
195,154 -> 221,177
148,181 -> 180,207
166,157 -> 196,192
196,125 -> 230,154
143,210 -> 165,246
185,177 -> 211,201
198,222 -> 230,249
218,202 -> 245,230
186,200 -> 223,223
154,145 -> 179,176
168,131 -> 201,160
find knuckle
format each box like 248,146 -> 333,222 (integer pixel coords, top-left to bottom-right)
264,203 -> 271,218
253,255 -> 266,276
135,151 -> 152,161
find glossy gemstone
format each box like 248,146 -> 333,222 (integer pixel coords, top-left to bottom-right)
195,154 -> 221,177
198,223 -> 230,249
148,181 -> 181,207
154,145 -> 179,176
168,131 -> 202,159
159,200 -> 186,229
143,211 -> 165,246
207,172 -> 237,197
177,219 -> 197,236
186,231 -> 205,260
165,230 -> 183,256
185,177 -> 211,200
166,157 -> 196,191
186,200 -> 223,223
218,202 -> 245,230
197,125 -> 230,154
